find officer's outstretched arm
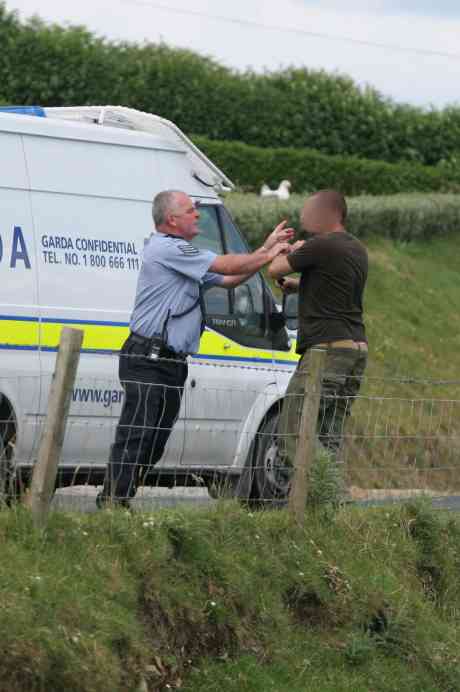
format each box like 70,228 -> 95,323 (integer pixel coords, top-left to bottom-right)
220,273 -> 253,288
209,242 -> 289,276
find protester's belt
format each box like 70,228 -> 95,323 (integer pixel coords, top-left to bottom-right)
314,340 -> 368,351
128,332 -> 188,361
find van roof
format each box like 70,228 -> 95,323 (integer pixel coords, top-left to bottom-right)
0,105 -> 234,191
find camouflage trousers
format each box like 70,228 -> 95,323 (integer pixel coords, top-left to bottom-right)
278,346 -> 368,466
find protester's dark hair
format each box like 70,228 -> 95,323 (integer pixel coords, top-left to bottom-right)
314,189 -> 347,223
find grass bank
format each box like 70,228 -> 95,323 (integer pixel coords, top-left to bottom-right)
1,502 -> 460,691
344,233 -> 460,491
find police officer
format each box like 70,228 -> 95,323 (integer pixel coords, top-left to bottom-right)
97,189 -> 293,507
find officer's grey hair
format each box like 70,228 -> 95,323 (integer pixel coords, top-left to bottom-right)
152,190 -> 184,227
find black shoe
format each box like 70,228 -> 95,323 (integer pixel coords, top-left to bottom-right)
96,493 -> 131,510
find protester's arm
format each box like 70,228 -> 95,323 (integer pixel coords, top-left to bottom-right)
268,255 -> 293,280
268,240 -> 306,279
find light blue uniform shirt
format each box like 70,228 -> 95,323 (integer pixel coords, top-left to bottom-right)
130,233 -> 224,354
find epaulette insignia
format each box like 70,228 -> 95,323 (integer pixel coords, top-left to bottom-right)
178,243 -> 200,256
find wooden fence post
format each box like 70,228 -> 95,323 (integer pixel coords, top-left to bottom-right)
27,327 -> 84,529
288,348 -> 326,525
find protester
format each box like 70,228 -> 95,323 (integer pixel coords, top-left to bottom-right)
268,189 -> 368,466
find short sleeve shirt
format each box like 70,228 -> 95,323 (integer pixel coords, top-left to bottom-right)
287,231 -> 368,353
130,233 -> 224,354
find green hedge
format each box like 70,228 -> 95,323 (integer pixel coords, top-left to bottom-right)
2,3 -> 460,166
193,136 -> 460,196
224,193 -> 460,246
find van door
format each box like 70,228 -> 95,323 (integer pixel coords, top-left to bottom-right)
184,204 -> 290,469
0,130 -> 41,467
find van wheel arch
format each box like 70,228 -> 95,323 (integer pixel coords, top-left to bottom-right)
249,404 -> 292,507
0,394 -> 18,505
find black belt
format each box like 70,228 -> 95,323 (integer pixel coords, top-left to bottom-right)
128,332 -> 188,361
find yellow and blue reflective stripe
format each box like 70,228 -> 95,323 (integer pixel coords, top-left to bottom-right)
0,315 -> 40,349
197,330 -> 298,366
0,315 -> 298,366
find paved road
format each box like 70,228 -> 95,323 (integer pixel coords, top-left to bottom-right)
358,495 -> 460,511
52,486 -> 214,513
51,486 -> 460,513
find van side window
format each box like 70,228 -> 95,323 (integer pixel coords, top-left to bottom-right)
219,206 -> 290,352
218,206 -> 249,254
233,275 -> 265,338
196,205 -> 289,351
195,205 -> 230,316
218,207 -> 272,347
193,205 -> 224,255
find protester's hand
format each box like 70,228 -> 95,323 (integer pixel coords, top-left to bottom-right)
268,241 -> 291,259
289,240 -> 305,253
263,221 -> 295,250
277,277 -> 299,294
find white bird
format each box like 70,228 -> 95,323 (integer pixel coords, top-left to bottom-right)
260,179 -> 291,201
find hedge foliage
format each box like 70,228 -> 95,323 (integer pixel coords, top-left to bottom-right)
2,3 -> 460,167
224,193 -> 460,246
194,136 -> 460,196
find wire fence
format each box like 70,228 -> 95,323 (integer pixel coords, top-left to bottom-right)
1,347 -> 459,516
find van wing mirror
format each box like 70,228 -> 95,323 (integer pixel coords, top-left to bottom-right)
282,293 -> 299,332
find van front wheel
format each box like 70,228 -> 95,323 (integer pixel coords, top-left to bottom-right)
251,413 -> 292,507
0,428 -> 17,506
0,436 -> 13,505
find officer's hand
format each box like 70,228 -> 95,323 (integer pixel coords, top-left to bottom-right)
264,221 -> 295,250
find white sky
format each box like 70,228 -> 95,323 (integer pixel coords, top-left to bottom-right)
5,0 -> 460,107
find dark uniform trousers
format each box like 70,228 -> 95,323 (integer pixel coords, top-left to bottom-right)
101,335 -> 188,502
278,345 -> 368,465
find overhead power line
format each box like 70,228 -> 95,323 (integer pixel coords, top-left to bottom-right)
121,0 -> 460,61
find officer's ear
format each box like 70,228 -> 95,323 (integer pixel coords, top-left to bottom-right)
166,211 -> 178,227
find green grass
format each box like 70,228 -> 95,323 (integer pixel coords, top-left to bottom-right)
2,502 -> 460,691
364,234 -> 460,376
343,233 -> 460,491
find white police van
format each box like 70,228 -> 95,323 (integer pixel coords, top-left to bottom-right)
0,105 -> 299,504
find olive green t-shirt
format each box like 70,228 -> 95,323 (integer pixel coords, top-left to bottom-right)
287,231 -> 368,354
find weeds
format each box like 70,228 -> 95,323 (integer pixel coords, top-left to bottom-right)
306,448 -> 345,509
